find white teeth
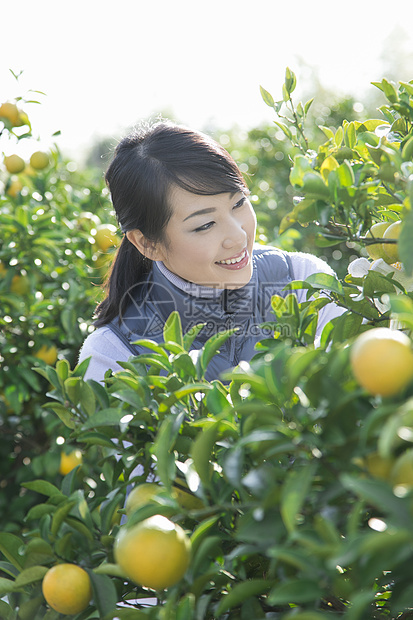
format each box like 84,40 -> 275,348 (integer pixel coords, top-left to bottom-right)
217,249 -> 246,265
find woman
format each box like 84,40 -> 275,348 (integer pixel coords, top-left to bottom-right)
79,121 -> 342,381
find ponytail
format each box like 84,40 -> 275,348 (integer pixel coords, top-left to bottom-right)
94,237 -> 152,326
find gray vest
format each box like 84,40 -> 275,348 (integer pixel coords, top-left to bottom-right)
108,246 -> 294,381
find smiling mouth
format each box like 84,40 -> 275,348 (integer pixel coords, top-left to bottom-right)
216,249 -> 247,265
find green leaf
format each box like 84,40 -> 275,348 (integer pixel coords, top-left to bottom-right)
268,578 -> 322,605
14,565 -> 48,588
0,577 -> 15,598
304,272 -> 344,295
336,160 -> 355,187
86,570 -> 118,617
340,474 -> 411,528
260,85 -> 275,108
81,407 -> 125,430
43,402 -> 76,429
51,500 -> 77,537
0,599 -> 13,619
77,431 -> 117,449
302,172 -> 330,199
79,381 -> 97,416
163,311 -> 183,347
183,322 -> 205,350
399,209 -> 413,276
345,121 -> 356,149
290,155 -> 313,187
216,579 -> 273,616
274,120 -> 293,141
56,359 -> 70,382
318,125 -> 335,140
281,463 -> 317,532
0,533 -> 24,571
285,67 -> 297,95
198,329 -> 238,375
152,411 -> 186,489
191,421 -> 219,488
304,97 -> 314,115
21,480 -> 64,499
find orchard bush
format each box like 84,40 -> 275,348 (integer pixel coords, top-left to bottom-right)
0,81 -> 121,530
1,70 -> 413,619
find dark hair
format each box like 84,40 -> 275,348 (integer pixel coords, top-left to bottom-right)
94,121 -> 248,326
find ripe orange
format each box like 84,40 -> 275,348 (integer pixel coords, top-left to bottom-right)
4,154 -> 25,174
350,327 -> 413,397
382,220 -> 402,264
365,221 -> 391,261
30,150 -> 50,170
0,102 -> 20,126
34,345 -> 58,365
114,515 -> 191,590
59,450 -> 83,475
42,563 -> 92,615
125,483 -> 163,515
94,224 -> 120,252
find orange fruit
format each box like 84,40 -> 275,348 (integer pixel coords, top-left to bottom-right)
42,563 -> 92,615
30,150 -> 50,170
4,154 -> 25,174
125,483 -> 164,515
350,327 -> 413,397
59,450 -> 83,475
114,515 -> 191,590
34,345 -> 58,365
94,224 -> 120,252
0,102 -> 20,126
382,220 -> 402,264
366,221 -> 391,261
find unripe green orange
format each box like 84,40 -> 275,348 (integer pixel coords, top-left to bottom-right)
4,154 -> 25,174
30,150 -> 50,170
365,221 -> 391,261
382,220 -> 402,264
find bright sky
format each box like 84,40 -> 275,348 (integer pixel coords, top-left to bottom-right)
2,0 -> 412,157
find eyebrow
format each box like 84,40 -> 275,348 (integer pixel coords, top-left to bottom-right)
183,207 -> 216,222
182,192 -> 241,222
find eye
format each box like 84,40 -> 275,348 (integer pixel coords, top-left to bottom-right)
194,221 -> 215,233
233,197 -> 246,209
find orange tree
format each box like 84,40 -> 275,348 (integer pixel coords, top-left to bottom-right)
0,80 -> 120,531
1,71 -> 413,618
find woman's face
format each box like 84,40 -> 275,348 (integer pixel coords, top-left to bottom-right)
155,186 -> 257,289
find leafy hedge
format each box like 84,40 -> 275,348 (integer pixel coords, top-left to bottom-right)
1,70 -> 413,618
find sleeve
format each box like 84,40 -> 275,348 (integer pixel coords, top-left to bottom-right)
78,326 -> 134,382
287,252 -> 346,343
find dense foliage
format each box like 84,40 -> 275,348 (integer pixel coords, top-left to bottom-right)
1,69 -> 413,619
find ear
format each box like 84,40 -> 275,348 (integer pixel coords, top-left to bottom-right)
126,229 -> 165,261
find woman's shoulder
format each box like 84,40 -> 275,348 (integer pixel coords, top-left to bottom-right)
253,244 -> 335,280
285,251 -> 336,279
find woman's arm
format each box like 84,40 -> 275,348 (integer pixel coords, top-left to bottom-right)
78,326 -> 133,381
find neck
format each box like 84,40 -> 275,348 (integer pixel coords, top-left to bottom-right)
155,261 -> 223,299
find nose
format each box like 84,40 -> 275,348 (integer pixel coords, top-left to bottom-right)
222,217 -> 247,250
